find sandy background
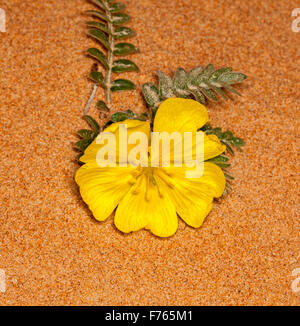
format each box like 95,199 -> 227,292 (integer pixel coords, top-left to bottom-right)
0,0 -> 299,305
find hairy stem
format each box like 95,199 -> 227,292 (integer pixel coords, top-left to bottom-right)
104,3 -> 114,104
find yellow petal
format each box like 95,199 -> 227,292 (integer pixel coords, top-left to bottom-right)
157,162 -> 225,228
153,98 -> 209,133
115,174 -> 178,237
81,119 -> 151,164
204,134 -> 226,160
150,130 -> 225,166
75,163 -> 135,221
104,119 -> 150,136
183,132 -> 226,161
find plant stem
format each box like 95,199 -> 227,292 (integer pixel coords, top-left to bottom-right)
104,3 -> 114,105
84,84 -> 98,115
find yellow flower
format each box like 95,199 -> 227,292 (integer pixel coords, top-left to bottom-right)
75,98 -> 226,237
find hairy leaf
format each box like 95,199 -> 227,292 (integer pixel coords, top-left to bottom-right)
173,68 -> 189,96
200,88 -> 218,101
218,72 -> 247,84
157,71 -> 174,99
210,67 -> 232,80
190,88 -> 206,104
142,83 -> 160,107
209,84 -> 228,100
202,63 -> 215,77
186,66 -> 203,87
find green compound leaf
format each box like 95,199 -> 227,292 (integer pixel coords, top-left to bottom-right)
89,71 -> 106,88
85,0 -> 139,107
83,115 -> 100,134
88,29 -> 110,50
113,43 -> 139,56
85,10 -> 109,22
87,48 -> 108,69
86,21 -> 109,34
111,79 -> 136,92
111,13 -> 131,25
114,26 -> 136,39
142,83 -> 160,107
109,3 -> 126,13
112,59 -> 139,73
96,100 -> 110,112
142,65 -> 247,107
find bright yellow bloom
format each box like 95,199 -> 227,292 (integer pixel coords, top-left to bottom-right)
75,98 -> 226,237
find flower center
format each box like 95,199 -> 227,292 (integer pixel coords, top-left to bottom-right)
128,167 -> 175,201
